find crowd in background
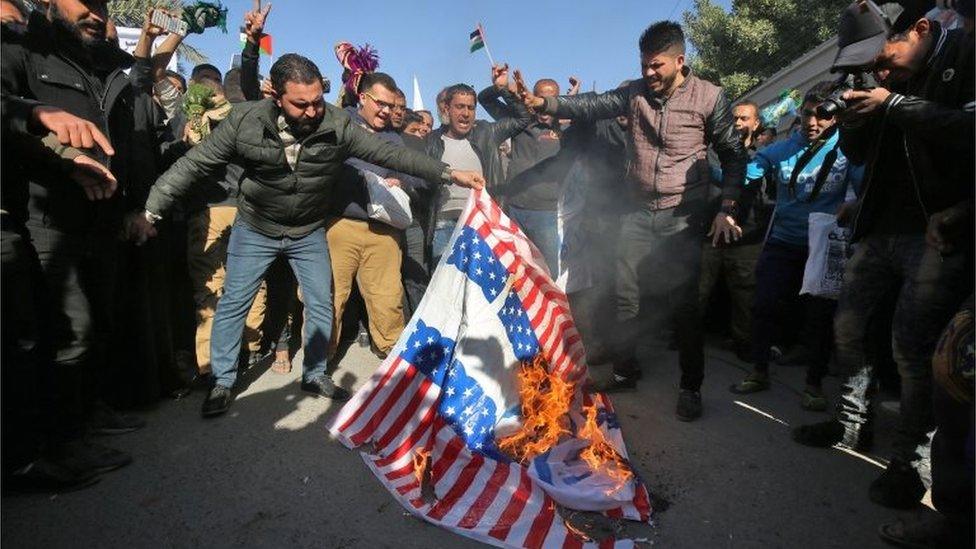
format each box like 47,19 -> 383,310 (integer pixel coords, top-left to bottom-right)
0,0 -> 972,547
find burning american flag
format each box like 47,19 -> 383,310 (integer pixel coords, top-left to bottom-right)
328,190 -> 652,548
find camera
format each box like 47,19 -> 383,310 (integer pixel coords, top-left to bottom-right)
816,71 -> 871,118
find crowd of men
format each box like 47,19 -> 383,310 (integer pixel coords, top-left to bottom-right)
1,0 -> 972,547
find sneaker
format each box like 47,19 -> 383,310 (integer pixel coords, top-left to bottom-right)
201,384 -> 233,418
4,457 -> 101,494
88,401 -> 146,435
675,390 -> 702,422
729,371 -> 770,394
869,460 -> 925,509
54,439 -> 132,475
800,388 -> 828,412
301,375 -> 351,401
878,514 -> 950,548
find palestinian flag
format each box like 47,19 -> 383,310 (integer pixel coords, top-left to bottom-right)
469,25 -> 485,53
239,31 -> 273,56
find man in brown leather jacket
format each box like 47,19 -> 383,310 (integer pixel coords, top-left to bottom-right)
522,21 -> 748,421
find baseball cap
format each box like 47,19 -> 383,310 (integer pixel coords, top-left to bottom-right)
831,1 -> 895,72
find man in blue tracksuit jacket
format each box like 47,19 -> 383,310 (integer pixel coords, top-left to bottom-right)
729,82 -> 862,409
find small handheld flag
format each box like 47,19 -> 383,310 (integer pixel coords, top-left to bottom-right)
469,23 -> 495,67
239,31 -> 273,56
469,26 -> 485,53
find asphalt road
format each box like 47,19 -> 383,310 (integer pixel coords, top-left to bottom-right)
2,341 -> 919,548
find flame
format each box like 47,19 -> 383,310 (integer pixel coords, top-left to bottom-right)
495,356 -> 634,495
413,448 -> 430,484
497,355 -> 575,462
578,402 -> 633,494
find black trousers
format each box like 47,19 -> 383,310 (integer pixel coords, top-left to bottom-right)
401,222 -> 429,319
750,239 -> 836,387
25,218 -> 118,436
1,220 -> 46,470
612,206 -> 704,391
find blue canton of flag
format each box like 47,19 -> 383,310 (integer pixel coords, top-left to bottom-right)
498,291 -> 540,361
400,319 -> 507,461
446,226 -> 509,303
400,320 -> 455,381
438,358 -> 508,462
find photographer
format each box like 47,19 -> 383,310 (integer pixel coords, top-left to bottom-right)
793,0 -> 973,510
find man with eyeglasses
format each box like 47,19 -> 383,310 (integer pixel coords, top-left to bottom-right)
328,72 -> 423,359
425,76 -> 531,266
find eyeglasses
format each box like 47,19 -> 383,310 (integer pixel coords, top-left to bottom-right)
362,91 -> 396,112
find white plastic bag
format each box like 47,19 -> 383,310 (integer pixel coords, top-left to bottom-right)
801,212 -> 850,300
364,171 -> 412,230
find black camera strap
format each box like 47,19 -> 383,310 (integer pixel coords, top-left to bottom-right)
787,126 -> 840,203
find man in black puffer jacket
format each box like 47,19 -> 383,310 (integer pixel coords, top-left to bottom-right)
140,54 -> 484,418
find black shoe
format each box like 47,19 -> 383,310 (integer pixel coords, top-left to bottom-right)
869,460 -> 925,509
54,440 -> 132,475
675,390 -> 702,422
792,419 -> 844,447
792,419 -> 873,450
88,401 -> 146,435
4,457 -> 101,494
202,385 -> 233,418
301,375 -> 351,400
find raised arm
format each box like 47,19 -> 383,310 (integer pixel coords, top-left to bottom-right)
240,0 -> 272,101
477,63 -> 515,121
526,86 -> 629,122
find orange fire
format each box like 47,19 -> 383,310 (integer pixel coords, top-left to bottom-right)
413,448 -> 430,484
578,402 -> 633,494
497,355 -> 575,462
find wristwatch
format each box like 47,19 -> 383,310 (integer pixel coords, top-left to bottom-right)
440,168 -> 454,184
720,202 -> 738,217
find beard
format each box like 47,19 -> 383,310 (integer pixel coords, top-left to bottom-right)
51,6 -> 106,53
286,115 -> 320,138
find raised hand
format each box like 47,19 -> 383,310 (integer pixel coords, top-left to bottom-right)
32,106 -> 114,156
491,63 -> 509,90
568,76 -> 581,96
450,170 -> 485,190
244,0 -> 272,43
70,154 -> 118,201
141,8 -> 166,40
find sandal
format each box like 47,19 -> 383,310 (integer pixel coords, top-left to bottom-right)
800,388 -> 828,411
729,372 -> 770,394
270,356 -> 292,374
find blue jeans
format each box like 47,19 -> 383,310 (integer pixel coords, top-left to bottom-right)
507,206 -> 559,275
211,220 -> 333,387
430,219 -> 457,270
